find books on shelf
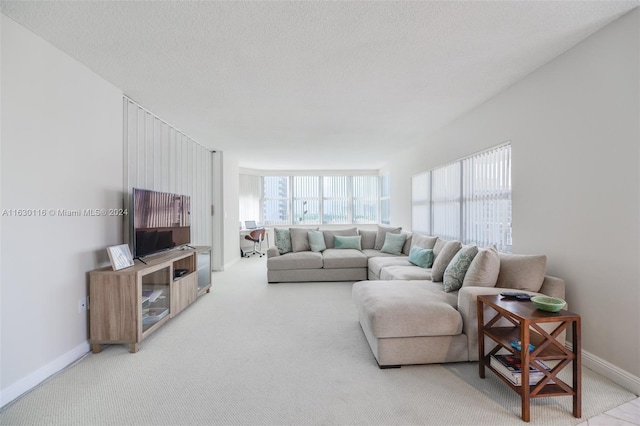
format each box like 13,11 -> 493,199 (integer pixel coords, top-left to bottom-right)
142,289 -> 163,304
142,307 -> 169,324
490,354 -> 554,386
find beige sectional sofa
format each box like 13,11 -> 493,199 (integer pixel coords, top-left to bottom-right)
267,226 -> 413,283
267,225 -> 565,368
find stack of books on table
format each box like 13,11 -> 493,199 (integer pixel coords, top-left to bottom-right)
490,354 -> 553,386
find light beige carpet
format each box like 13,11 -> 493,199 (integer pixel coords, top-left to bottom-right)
0,255 -> 636,425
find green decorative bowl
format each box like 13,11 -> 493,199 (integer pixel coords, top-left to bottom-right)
531,296 -> 566,312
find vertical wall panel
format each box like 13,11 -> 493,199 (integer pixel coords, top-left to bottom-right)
123,97 -> 213,248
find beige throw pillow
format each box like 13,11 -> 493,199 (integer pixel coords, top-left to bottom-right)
431,240 -> 462,282
411,233 -> 439,250
432,238 -> 448,258
359,230 -> 377,250
495,253 -> 547,292
374,225 -> 401,250
290,227 -> 315,252
462,246 -> 500,288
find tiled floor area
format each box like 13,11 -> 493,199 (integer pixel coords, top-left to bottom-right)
578,397 -> 640,425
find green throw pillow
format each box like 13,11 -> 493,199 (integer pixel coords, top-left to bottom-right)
333,235 -> 362,250
308,230 -> 326,252
274,228 -> 292,255
443,245 -> 479,292
380,232 -> 407,255
408,246 -> 434,268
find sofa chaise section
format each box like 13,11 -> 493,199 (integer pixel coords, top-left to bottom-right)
352,246 -> 566,367
352,280 -> 469,367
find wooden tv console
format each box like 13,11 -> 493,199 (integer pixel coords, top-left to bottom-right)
89,246 -> 211,353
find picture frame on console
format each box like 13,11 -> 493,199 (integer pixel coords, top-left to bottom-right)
106,244 -> 135,271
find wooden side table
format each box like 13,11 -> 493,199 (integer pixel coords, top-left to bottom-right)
477,295 -> 581,422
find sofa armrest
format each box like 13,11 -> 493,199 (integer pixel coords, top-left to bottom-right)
539,275 -> 565,299
267,247 -> 280,258
458,275 -> 566,361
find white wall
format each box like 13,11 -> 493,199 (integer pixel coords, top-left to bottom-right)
385,9 -> 640,388
1,15 -> 123,405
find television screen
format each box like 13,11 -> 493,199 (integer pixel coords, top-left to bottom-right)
132,188 -> 191,257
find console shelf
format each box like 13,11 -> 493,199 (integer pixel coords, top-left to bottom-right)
89,246 -> 211,353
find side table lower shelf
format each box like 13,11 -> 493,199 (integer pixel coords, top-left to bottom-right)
477,295 -> 581,422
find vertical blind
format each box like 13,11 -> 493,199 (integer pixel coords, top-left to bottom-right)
242,174 -> 381,226
462,144 -> 512,251
123,97 -> 213,247
239,174 -> 261,225
411,171 -> 430,234
293,176 -> 320,224
411,143 -> 512,251
380,173 -> 391,225
431,162 -> 461,240
263,176 -> 290,225
323,176 -> 349,224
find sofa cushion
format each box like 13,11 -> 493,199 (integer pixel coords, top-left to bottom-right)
323,228 -> 358,249
308,230 -> 326,252
402,232 -> 413,255
411,233 -> 439,250
290,227 -> 314,252
322,248 -> 368,269
367,256 -> 411,276
432,238 -> 448,258
352,280 -> 462,338
267,251 -> 323,270
380,232 -> 407,255
374,225 -> 401,250
443,245 -> 479,292
431,240 -> 462,282
408,246 -> 434,268
334,235 -> 362,250
379,265 -> 433,281
462,246 -> 500,288
274,228 -> 292,255
496,253 -> 547,292
359,230 -> 377,250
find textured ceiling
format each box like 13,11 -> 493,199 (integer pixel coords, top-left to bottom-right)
1,1 -> 638,170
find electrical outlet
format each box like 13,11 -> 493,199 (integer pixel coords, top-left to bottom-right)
78,297 -> 87,313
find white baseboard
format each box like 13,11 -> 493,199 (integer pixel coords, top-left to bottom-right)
0,341 -> 90,408
567,343 -> 640,396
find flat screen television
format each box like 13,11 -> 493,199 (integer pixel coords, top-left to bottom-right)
132,188 -> 191,258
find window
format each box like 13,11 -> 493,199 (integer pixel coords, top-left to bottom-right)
380,173 -> 391,225
240,174 -> 382,226
323,176 -> 350,224
411,143 -> 512,252
293,176 -> 320,224
432,162 -> 461,241
263,176 -> 290,225
411,171 -> 430,233
239,174 -> 261,224
353,176 -> 380,224
462,145 -> 512,251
